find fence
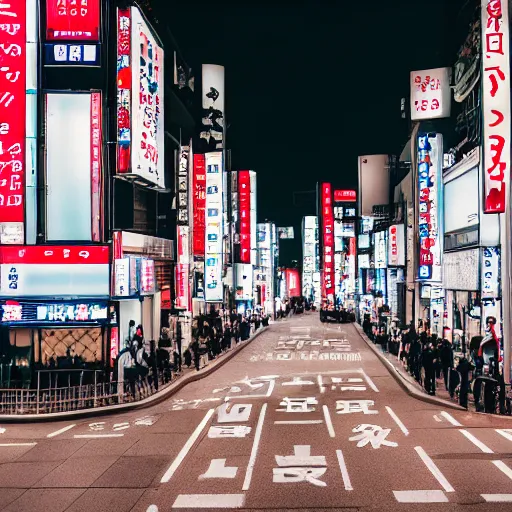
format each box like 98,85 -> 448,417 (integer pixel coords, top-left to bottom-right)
0,367 -> 173,416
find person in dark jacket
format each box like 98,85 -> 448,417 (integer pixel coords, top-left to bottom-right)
439,339 -> 454,391
422,342 -> 437,395
409,337 -> 422,382
457,357 -> 473,408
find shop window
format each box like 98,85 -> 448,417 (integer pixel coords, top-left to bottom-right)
41,328 -> 102,365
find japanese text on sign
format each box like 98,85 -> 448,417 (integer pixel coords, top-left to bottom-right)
46,0 -> 100,41
482,0 -> 511,214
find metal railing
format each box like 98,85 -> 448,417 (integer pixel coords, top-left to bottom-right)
0,367 -> 173,416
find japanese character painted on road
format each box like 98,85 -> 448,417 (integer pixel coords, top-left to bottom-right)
89,422 -> 106,431
349,424 -> 398,449
282,376 -> 315,386
170,398 -> 221,411
273,445 -> 327,487
336,400 -> 378,415
112,422 -> 130,431
208,425 -> 252,438
277,397 -> 318,413
199,458 -> 238,479
330,377 -> 366,392
217,403 -> 252,423
134,415 -> 160,426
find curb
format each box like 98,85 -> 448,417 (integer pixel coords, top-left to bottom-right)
352,323 -> 465,411
0,326 -> 270,423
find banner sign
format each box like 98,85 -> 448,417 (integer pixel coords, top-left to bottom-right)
177,146 -> 190,225
418,133 -> 443,281
239,171 -> 251,263
193,154 -> 206,256
321,183 -> 335,301
410,67 -> 451,121
333,189 -> 356,202
46,0 -> 101,41
481,0 -> 511,213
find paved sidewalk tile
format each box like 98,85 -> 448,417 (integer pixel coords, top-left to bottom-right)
2,488 -> 86,512
65,488 -> 145,512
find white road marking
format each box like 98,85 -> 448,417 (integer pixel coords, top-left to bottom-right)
492,460 -> 512,480
242,403 -> 267,491
414,446 -> 455,492
440,411 -> 462,426
359,369 -> 379,392
385,407 -> 409,436
74,434 -> 125,439
433,415 -> 442,422
146,506 -> 158,512
496,429 -> 512,442
393,490 -> 448,503
481,494 -> 512,502
0,426 -> 6,434
0,443 -> 37,447
47,424 -> 76,438
322,405 -> 335,438
172,494 -> 245,508
199,459 -> 238,479
274,420 -> 323,425
225,380 -> 275,401
317,374 -> 325,393
459,429 -> 493,453
160,409 -> 215,483
336,449 -> 353,491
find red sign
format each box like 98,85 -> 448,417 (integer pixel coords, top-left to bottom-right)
46,0 -> 101,42
175,226 -> 190,310
482,0 -> 511,213
285,268 -> 301,298
91,92 -> 102,241
0,245 -> 109,265
333,189 -> 356,202
0,3 -> 26,237
110,327 -> 119,366
116,8 -> 131,174
193,155 -> 206,256
239,171 -> 251,263
321,183 -> 334,302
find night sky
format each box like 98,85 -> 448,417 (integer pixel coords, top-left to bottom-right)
163,1 -> 472,264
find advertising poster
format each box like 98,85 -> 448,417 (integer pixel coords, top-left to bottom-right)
417,133 -> 443,282
200,64 -> 225,152
204,152 -> 223,302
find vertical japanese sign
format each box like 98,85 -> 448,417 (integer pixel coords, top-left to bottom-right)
204,152 -> 224,302
91,92 -> 102,242
176,225 -> 190,309
250,171 -> 257,266
302,216 -> 318,300
46,0 -> 100,41
177,146 -> 190,225
116,8 -> 131,174
417,133 -> 443,282
0,1 -> 26,244
238,170 -> 251,263
482,0 -> 511,213
131,7 -> 164,188
200,64 -> 225,152
321,183 -> 334,302
193,154 -> 206,256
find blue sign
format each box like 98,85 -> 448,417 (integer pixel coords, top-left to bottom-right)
44,43 -> 101,67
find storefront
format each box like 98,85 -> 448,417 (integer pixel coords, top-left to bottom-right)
0,245 -> 112,387
112,231 -> 173,353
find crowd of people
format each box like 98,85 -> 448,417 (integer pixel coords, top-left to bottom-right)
364,315 -> 506,413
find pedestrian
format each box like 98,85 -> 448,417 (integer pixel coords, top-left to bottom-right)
422,342 -> 437,395
457,356 -> 473,408
439,339 -> 454,391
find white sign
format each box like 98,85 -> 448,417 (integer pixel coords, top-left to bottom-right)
482,247 -> 500,299
388,224 -> 405,266
443,248 -> 479,291
481,0 -> 511,213
374,231 -> 387,269
444,167 -> 479,233
410,67 -> 451,121
204,151 -> 224,302
114,258 -> 129,296
1,264 -> 110,297
131,7 -> 165,188
200,64 -> 225,150
235,263 -> 253,300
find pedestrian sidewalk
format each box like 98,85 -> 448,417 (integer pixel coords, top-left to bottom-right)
353,323 -> 465,411
0,324 -> 272,423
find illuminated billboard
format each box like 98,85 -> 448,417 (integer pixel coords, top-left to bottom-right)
116,7 -> 165,188
46,0 -> 101,41
333,189 -> 356,202
302,216 -> 318,300
417,133 -> 443,281
200,64 -> 225,151
193,154 -> 206,256
176,225 -> 190,310
481,0 -> 510,214
238,171 -> 251,263
177,145 -> 190,225
410,67 -> 452,121
321,183 -> 335,302
204,152 -> 224,302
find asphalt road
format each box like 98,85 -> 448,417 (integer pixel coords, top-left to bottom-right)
2,314 -> 512,512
